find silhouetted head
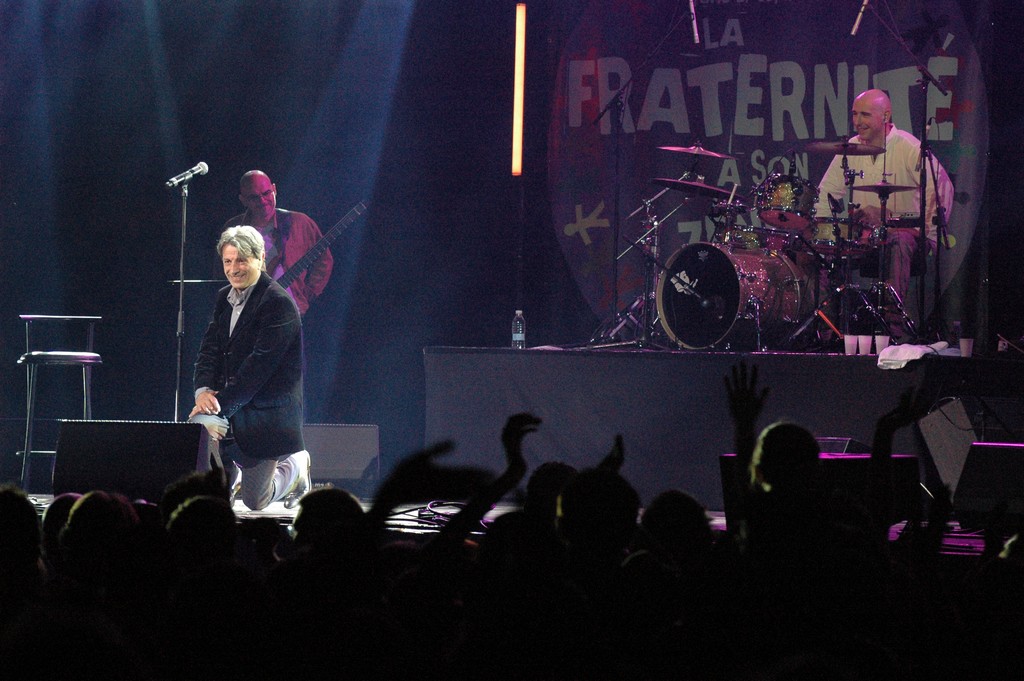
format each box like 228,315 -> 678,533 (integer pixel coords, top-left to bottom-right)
640,489 -> 713,568
161,470 -> 231,527
557,467 -> 640,556
524,461 -> 577,521
42,492 -> 81,567
59,491 -> 140,587
0,484 -> 41,567
292,486 -> 365,548
167,495 -> 238,569
749,421 -> 820,493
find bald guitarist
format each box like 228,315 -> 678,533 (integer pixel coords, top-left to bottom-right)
224,170 -> 333,316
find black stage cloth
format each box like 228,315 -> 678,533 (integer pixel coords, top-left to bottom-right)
424,348 -> 1024,510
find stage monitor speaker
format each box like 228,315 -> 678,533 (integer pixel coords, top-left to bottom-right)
53,420 -> 207,502
918,397 -> 1024,495
954,442 -> 1024,528
303,423 -> 380,496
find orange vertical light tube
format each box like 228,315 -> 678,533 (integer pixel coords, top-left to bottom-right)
511,3 -> 526,176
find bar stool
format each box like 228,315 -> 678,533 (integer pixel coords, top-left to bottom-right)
17,315 -> 102,492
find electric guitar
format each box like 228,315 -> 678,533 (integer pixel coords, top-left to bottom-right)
276,200 -> 369,290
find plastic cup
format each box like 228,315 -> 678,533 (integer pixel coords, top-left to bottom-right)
844,335 -> 858,356
857,335 -> 873,355
874,334 -> 891,353
959,338 -> 974,358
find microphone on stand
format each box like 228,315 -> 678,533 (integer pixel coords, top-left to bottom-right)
850,0 -> 869,36
166,162 -> 209,189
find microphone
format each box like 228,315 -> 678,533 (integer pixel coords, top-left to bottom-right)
689,0 -> 699,44
166,162 -> 209,188
850,0 -> 869,36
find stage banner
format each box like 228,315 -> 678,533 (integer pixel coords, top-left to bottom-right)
548,0 -> 988,329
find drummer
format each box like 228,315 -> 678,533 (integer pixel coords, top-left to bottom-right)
816,88 -> 954,332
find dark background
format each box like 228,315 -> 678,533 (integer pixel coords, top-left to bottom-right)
0,1 -> 1018,483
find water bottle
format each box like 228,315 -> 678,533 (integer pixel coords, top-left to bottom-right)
511,310 -> 526,349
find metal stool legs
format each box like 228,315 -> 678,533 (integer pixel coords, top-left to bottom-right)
20,362 -> 94,491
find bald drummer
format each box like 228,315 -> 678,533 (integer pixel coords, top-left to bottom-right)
816,89 -> 954,335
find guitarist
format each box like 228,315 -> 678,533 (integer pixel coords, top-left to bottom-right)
225,170 -> 333,316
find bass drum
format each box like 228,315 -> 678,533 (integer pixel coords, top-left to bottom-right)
656,243 -> 810,350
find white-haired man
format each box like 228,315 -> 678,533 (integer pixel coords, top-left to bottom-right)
190,225 -> 310,510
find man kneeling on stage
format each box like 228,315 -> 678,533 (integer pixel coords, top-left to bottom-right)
190,225 -> 311,511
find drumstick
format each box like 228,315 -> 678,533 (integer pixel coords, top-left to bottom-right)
817,309 -> 843,338
727,184 -> 738,204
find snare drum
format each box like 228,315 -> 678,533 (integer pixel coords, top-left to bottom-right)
754,174 -> 818,231
656,242 -> 810,349
807,217 -> 869,254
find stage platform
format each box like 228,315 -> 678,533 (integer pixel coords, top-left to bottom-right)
424,346 -> 1024,512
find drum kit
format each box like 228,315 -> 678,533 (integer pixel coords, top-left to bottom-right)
592,141 -> 919,351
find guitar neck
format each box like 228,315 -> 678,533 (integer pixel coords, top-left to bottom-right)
277,200 -> 368,290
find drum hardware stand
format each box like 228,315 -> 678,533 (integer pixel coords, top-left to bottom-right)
864,182 -> 918,339
782,230 -> 844,350
589,197 -> 679,349
745,296 -> 765,351
708,193 -> 748,245
591,211 -> 716,350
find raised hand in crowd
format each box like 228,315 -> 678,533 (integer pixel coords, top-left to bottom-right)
724,360 -> 769,467
366,439 -> 492,534
426,412 -> 540,556
868,386 -> 930,536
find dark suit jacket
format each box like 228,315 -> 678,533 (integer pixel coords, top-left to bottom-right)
194,272 -> 304,459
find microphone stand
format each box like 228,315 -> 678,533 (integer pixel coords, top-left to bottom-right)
589,8 -> 687,323
173,182 -> 190,421
860,1 -> 950,337
927,151 -> 951,322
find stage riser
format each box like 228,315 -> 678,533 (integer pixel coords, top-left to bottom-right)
424,348 -> 1024,511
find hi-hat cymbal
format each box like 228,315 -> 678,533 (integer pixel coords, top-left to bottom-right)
852,182 -> 916,195
657,144 -> 735,160
652,178 -> 733,199
802,140 -> 885,156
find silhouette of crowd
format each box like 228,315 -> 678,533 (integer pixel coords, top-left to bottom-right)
0,361 -> 1021,680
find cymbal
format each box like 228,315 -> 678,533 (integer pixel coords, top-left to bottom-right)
852,182 -> 916,195
802,141 -> 885,156
813,216 -> 855,224
657,144 -> 735,160
652,178 -> 733,199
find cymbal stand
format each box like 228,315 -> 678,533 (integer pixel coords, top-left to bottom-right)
589,200 -> 668,348
838,152 -> 864,339
782,214 -> 850,350
866,183 -> 917,337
